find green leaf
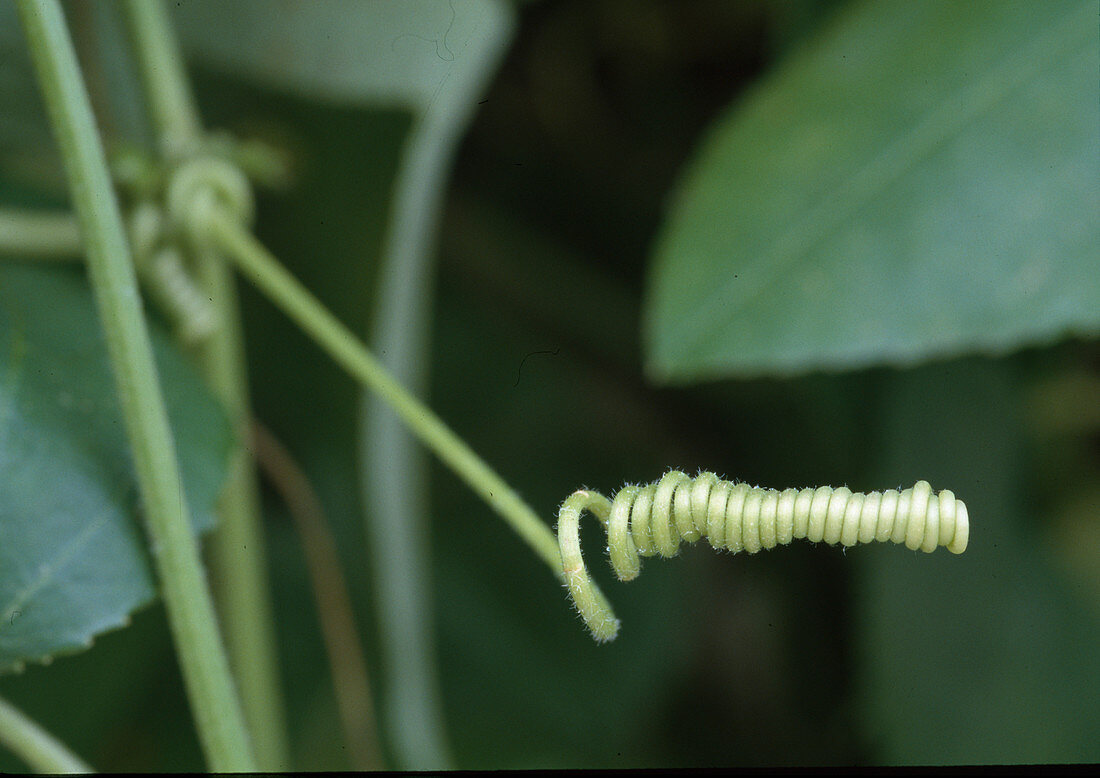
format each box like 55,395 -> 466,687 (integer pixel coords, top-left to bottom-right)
645,0 -> 1099,383
0,264 -> 232,673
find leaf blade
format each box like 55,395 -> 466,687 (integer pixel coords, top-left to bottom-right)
646,0 -> 1100,383
0,264 -> 232,672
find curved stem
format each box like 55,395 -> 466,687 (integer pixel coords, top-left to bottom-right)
118,2 -> 288,768
203,209 -> 564,577
15,1 -> 254,769
360,4 -> 517,756
0,695 -> 93,774
251,421 -> 381,771
358,104 -> 452,778
556,490 -> 619,642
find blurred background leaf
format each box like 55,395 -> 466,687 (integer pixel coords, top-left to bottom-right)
646,0 -> 1099,382
172,0 -> 505,112
0,264 -> 232,673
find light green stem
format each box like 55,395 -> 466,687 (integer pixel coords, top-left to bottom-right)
358,95 -> 452,778
0,695 -> 93,774
204,209 -> 564,576
358,4 -> 514,765
118,2 -> 288,768
114,0 -> 198,156
191,251 -> 289,770
0,208 -> 82,258
14,0 -> 254,770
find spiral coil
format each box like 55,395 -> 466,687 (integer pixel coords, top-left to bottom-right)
556,470 -> 969,642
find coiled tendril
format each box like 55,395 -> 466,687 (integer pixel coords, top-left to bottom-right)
113,144 -> 257,346
557,471 -> 969,642
127,201 -> 218,345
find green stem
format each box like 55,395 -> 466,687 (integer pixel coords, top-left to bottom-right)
359,102 -> 456,778
14,1 -> 254,770
118,2 -> 288,768
0,695 -> 93,774
359,4 -> 516,757
0,208 -> 82,258
115,0 -> 198,156
204,209 -> 564,577
191,252 -> 289,770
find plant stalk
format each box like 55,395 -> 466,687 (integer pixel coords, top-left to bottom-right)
0,695 -> 93,774
0,208 -> 82,258
204,209 -> 564,576
117,1 -> 288,768
114,0 -> 198,156
252,422 -> 381,771
14,0 -> 255,769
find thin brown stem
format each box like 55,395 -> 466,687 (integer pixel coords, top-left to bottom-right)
249,421 -> 381,771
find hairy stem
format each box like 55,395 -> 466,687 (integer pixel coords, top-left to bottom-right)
15,0 -> 254,769
559,471 -> 969,641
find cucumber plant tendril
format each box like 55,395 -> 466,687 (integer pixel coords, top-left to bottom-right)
557,470 -> 969,642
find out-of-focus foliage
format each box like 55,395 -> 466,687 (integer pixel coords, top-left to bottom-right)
647,0 -> 1100,381
0,0 -> 1096,770
172,0 -> 509,113
0,264 -> 232,673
